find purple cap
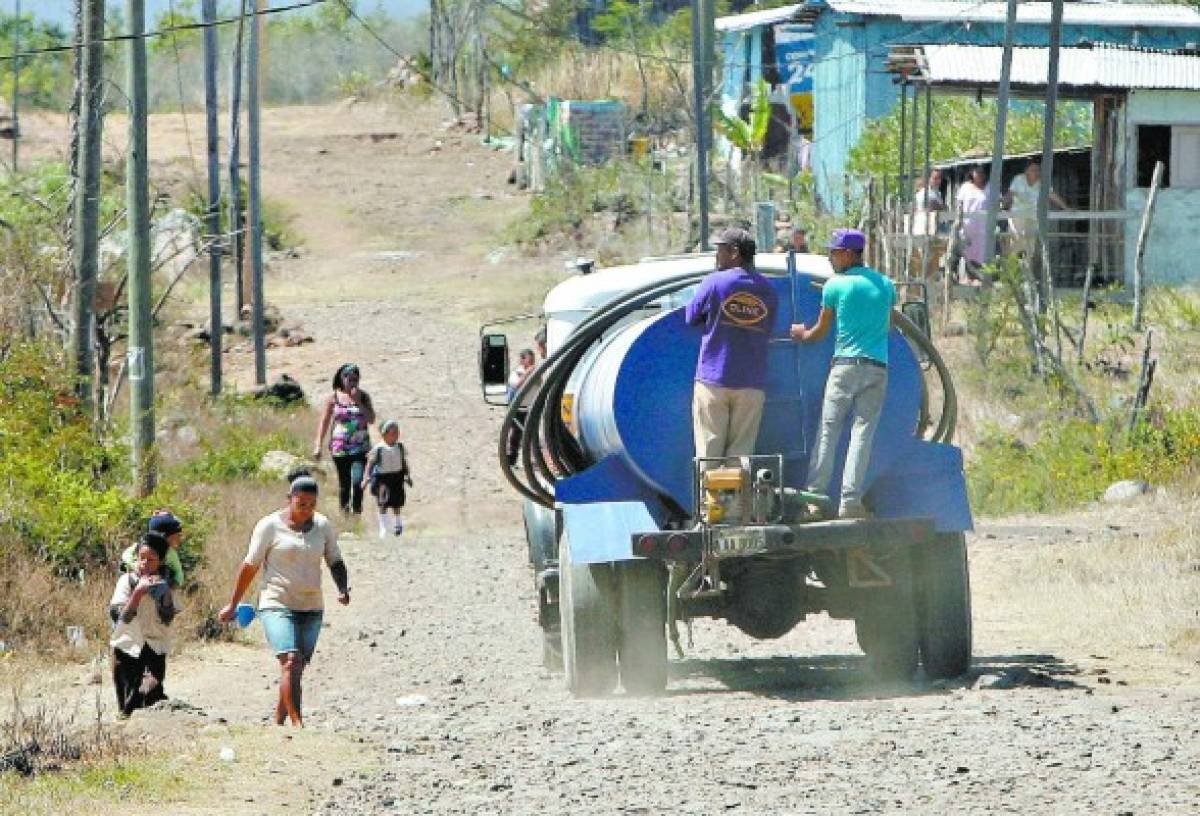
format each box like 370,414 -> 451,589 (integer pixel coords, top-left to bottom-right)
827,228 -> 866,252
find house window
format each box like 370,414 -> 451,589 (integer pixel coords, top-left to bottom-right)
1137,125 -> 1171,187
1137,124 -> 1200,188
1171,126 -> 1200,189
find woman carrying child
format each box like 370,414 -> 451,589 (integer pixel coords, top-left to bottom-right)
363,419 -> 413,538
217,472 -> 350,727
109,532 -> 177,718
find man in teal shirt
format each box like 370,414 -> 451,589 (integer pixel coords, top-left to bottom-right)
791,228 -> 896,519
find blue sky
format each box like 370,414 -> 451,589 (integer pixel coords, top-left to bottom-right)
31,1 -> 425,29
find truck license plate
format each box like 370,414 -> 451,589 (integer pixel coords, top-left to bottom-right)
712,527 -> 767,555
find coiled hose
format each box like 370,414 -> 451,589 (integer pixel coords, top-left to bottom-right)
498,272 -> 958,511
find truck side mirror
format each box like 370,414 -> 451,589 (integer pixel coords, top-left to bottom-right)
480,333 -> 510,404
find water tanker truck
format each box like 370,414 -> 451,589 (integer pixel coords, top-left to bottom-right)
479,251 -> 972,696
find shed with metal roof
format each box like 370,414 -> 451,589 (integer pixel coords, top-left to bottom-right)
715,0 -> 1200,211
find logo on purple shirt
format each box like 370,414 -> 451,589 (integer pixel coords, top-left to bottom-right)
685,267 -> 779,390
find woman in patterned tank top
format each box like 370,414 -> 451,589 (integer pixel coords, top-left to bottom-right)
313,363 -> 376,513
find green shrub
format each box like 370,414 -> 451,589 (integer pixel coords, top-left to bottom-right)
968,407 -> 1200,515
0,344 -> 200,569
177,422 -> 299,484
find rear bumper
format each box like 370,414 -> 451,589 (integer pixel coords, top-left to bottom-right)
630,517 -> 936,561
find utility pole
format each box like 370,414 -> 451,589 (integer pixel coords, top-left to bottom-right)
1036,0 -> 1065,305
71,0 -> 104,409
690,0 -> 712,249
248,0 -> 267,384
984,0 -> 1019,262
11,0 -> 19,174
202,0 -> 222,395
126,0 -> 155,494
229,0 -> 247,316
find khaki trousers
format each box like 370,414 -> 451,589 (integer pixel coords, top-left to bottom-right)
692,381 -> 766,465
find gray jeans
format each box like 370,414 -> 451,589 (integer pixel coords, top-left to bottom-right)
804,363 -> 888,513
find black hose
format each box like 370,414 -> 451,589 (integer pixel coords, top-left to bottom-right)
499,272 -> 708,508
497,270 -> 960,509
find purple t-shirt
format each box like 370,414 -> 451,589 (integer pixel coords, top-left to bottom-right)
684,266 -> 779,390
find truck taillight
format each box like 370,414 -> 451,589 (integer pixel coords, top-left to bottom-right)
666,534 -> 689,554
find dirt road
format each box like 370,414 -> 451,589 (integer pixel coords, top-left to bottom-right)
44,100 -> 1199,813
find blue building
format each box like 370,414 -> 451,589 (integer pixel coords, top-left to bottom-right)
718,1 -> 1200,209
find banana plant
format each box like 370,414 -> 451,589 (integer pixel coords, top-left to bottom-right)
712,78 -> 773,202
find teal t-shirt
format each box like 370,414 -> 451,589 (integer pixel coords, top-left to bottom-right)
821,266 -> 896,364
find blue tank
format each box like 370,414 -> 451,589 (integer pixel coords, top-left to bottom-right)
555,270 -> 972,564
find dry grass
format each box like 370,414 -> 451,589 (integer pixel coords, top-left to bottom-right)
488,48 -> 690,137
973,484 -> 1200,668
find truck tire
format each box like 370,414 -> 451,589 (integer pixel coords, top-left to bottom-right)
616,560 -> 668,696
853,553 -> 919,681
914,533 -> 973,680
559,536 -> 618,697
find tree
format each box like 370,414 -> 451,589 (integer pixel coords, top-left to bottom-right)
0,13 -> 72,110
847,96 -> 1091,179
712,78 -> 771,201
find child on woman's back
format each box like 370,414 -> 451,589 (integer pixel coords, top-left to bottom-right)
120,510 -> 186,588
109,532 -> 178,718
362,420 -> 413,538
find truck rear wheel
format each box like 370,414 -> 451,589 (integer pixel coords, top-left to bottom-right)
559,536 -> 618,697
914,533 -> 973,680
616,560 -> 668,696
853,553 -> 919,681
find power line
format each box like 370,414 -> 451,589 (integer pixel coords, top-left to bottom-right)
0,0 -> 331,63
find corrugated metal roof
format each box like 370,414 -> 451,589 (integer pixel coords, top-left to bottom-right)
912,44 -> 1200,90
715,3 -> 804,32
790,0 -> 1200,30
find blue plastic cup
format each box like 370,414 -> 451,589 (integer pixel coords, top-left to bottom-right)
235,603 -> 257,628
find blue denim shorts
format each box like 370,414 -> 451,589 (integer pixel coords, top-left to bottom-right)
258,608 -> 324,663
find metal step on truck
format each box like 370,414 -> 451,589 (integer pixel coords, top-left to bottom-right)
479,250 -> 972,697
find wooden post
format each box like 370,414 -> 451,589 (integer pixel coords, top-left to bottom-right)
11,0 -> 19,174
126,0 -> 155,494
202,0 -> 222,395
1128,330 -> 1155,435
229,0 -> 247,315
690,0 -> 711,249
1132,160 -> 1163,331
248,0 -> 267,384
1036,0 -> 1065,307
71,0 -> 105,411
984,0 -> 1019,262
1077,262 -> 1094,367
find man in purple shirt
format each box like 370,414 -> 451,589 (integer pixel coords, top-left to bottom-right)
685,227 -> 779,465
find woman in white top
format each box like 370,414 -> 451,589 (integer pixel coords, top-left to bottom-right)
218,473 -> 351,726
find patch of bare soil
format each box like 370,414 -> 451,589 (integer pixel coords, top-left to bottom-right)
11,99 -> 1199,813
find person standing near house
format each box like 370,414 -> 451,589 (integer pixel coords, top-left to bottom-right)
685,227 -> 780,465
955,166 -> 992,283
1004,159 -> 1070,258
791,228 -> 896,519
